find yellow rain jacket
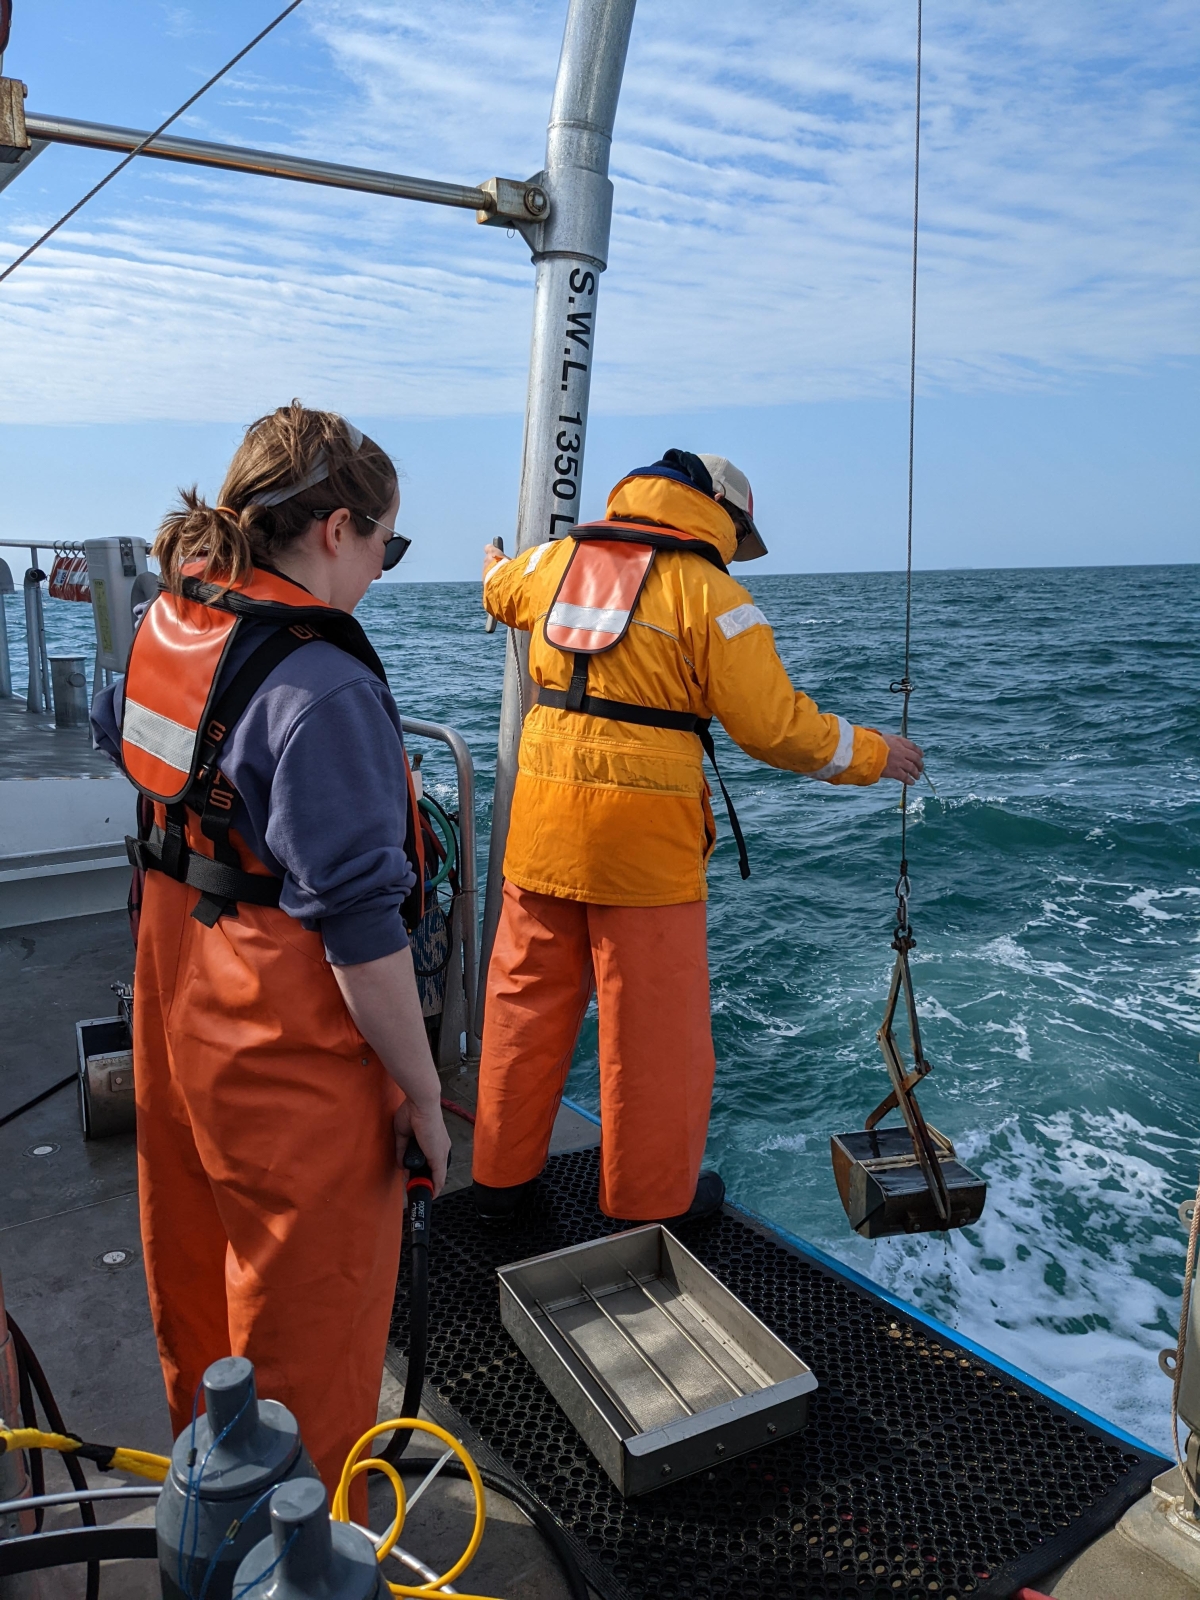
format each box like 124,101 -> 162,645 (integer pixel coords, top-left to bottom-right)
484,473 -> 889,906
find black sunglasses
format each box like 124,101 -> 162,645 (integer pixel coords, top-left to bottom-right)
312,510 -> 411,571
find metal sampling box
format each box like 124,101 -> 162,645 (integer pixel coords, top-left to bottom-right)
75,1014 -> 135,1139
497,1225 -> 817,1497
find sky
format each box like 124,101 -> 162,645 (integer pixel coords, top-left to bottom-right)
0,0 -> 1195,580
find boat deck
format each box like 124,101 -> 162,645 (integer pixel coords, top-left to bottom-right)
1,694 -> 1198,1597
0,698 -> 112,781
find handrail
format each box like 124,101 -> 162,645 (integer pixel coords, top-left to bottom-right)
0,540 -> 88,551
400,717 -> 480,1059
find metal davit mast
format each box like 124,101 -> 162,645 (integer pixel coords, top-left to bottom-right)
479,0 -> 637,1030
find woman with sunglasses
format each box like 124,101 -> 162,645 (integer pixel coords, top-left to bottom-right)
90,401 -> 448,1513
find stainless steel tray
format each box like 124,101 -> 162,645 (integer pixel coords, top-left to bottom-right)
498,1225 -> 817,1496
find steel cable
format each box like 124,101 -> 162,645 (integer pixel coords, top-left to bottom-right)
893,0 -> 923,940
0,0 -> 305,285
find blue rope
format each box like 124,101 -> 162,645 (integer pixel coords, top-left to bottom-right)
232,1529 -> 299,1598
196,1482 -> 279,1600
176,1380 -> 205,1597
179,1386 -> 254,1597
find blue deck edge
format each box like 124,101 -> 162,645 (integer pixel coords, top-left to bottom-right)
559,1095 -> 1164,1461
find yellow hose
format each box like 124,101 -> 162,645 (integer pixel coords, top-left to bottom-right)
0,1428 -> 170,1483
334,1418 -> 504,1599
4,1420 -> 505,1597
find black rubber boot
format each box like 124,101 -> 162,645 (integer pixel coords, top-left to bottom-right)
471,1177 -> 540,1225
618,1170 -> 726,1227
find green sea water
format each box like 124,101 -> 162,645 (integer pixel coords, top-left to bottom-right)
23,560 -> 1200,1449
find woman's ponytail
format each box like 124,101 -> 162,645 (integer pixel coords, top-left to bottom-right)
154,489 -> 256,594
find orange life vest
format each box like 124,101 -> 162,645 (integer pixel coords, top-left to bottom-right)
122,564 -> 424,928
538,521 -> 751,879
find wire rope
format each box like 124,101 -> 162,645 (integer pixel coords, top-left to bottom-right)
0,0 -> 305,286
892,0 -> 923,942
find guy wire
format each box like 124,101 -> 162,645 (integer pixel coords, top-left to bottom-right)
0,0 -> 305,286
895,0 -> 923,927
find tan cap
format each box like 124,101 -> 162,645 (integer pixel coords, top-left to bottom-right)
697,455 -> 767,561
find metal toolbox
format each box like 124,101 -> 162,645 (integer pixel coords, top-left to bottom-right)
498,1225 -> 817,1497
75,1015 -> 135,1139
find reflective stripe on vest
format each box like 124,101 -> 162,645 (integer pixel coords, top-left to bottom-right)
121,563 -> 337,805
544,540 -> 656,655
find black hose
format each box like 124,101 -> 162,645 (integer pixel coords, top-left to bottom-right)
0,1525 -> 157,1576
381,1140 -> 433,1466
14,1322 -> 46,1528
7,1314 -> 101,1600
0,1073 -> 74,1130
399,1458 -> 590,1600
394,1238 -> 428,1457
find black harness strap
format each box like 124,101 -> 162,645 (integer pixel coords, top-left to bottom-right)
127,830 -> 284,907
565,652 -> 591,712
126,624 -> 317,923
695,723 -> 751,881
536,684 -> 751,880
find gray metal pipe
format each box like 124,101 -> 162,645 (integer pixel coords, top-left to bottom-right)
21,560 -> 48,715
24,113 -> 490,212
401,717 -> 479,1062
476,0 -> 637,1036
0,609 -> 10,700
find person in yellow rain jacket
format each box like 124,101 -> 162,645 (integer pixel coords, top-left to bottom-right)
472,449 -> 924,1226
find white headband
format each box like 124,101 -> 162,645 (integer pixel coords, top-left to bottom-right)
253,421 -> 365,508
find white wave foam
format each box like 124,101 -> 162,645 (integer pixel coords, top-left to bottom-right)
761,1132 -> 808,1153
916,996 -> 966,1027
1127,886 -> 1200,921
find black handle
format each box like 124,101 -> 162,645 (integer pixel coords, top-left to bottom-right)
404,1136 -> 433,1182
405,1136 -> 433,1249
484,535 -> 505,633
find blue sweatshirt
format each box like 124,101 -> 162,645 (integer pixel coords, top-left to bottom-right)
91,613 -> 416,967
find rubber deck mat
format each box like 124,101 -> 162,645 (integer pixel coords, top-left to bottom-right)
389,1149 -> 1166,1600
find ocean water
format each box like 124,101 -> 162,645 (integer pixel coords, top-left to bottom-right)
14,562 -> 1200,1451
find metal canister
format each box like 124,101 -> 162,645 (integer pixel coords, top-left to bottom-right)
156,1357 -> 319,1600
232,1479 -> 385,1600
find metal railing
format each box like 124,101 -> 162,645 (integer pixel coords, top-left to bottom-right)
401,717 -> 481,1060
0,539 -> 115,713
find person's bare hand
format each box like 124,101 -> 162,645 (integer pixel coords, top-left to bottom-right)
882,733 -> 924,785
393,1097 -> 452,1197
482,543 -> 506,579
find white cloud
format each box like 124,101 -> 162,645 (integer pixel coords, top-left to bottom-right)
1,0 -> 1196,422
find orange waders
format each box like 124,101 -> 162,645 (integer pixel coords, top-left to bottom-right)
133,817 -> 405,1506
472,882 -> 716,1220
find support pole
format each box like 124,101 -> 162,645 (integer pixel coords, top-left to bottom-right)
0,560 -> 13,699
22,553 -> 48,715
476,0 -> 636,1040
